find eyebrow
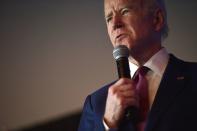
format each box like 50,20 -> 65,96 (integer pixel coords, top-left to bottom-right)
105,11 -> 113,20
104,3 -> 138,20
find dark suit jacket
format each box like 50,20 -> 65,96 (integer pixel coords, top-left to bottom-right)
78,54 -> 197,131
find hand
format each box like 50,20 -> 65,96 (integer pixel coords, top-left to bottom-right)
103,78 -> 139,128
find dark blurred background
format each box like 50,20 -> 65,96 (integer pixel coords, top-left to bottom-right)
0,0 -> 197,130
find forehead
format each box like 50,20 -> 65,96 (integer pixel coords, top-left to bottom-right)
104,0 -> 142,14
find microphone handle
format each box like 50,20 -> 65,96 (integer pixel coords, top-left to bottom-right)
116,57 -> 139,122
116,57 -> 131,79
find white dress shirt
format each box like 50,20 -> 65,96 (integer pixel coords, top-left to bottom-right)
103,48 -> 169,130
129,47 -> 169,107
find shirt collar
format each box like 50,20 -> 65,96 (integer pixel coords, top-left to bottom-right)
129,48 -> 169,77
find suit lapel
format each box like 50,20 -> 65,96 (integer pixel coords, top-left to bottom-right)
145,55 -> 187,131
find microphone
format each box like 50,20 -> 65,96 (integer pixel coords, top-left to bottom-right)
113,45 -> 131,79
113,45 -> 138,122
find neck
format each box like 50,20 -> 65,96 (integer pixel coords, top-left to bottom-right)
129,43 -> 162,66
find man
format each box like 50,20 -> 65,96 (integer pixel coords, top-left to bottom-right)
78,0 -> 197,131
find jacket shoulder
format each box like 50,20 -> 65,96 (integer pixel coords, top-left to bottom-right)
170,54 -> 197,70
170,54 -> 197,80
89,81 -> 116,109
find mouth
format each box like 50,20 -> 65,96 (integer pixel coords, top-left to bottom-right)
115,34 -> 127,42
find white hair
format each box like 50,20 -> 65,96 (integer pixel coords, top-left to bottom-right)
144,0 -> 169,40
104,0 -> 169,40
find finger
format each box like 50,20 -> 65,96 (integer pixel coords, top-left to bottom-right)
114,78 -> 135,86
121,97 -> 139,109
109,84 -> 136,98
120,89 -> 137,98
108,80 -> 136,96
116,92 -> 138,105
118,84 -> 136,92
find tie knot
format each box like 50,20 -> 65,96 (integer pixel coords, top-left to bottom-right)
133,66 -> 149,81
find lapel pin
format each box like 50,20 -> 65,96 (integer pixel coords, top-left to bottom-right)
176,76 -> 184,80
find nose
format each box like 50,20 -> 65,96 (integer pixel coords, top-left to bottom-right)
112,14 -> 124,30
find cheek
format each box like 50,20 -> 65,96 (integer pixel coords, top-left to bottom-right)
125,18 -> 138,37
139,23 -> 153,38
107,26 -> 115,44
129,20 -> 149,39
107,27 -> 112,38
126,23 -> 137,40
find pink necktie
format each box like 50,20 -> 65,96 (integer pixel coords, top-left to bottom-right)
133,66 -> 149,131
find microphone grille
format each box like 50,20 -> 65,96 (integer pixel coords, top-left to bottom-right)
113,45 -> 129,60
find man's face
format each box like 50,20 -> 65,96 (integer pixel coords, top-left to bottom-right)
104,0 -> 156,51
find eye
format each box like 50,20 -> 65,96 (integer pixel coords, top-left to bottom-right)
121,8 -> 130,15
106,16 -> 112,23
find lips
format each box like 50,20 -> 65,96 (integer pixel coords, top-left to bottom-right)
115,34 -> 127,42
116,34 -> 126,39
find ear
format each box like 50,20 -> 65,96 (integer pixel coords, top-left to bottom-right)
153,8 -> 165,32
